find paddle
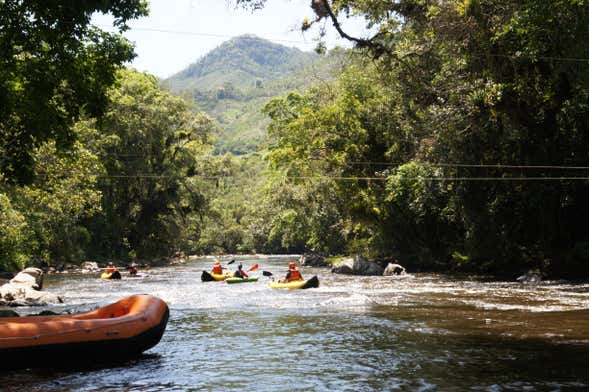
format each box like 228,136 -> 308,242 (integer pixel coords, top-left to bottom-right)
262,271 -> 273,277
201,271 -> 215,282
215,258 -> 235,271
301,275 -> 319,289
248,263 -> 259,272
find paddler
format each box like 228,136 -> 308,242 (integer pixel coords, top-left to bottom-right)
211,259 -> 223,275
104,262 -> 118,274
233,263 -> 249,279
283,262 -> 303,282
129,261 -> 138,276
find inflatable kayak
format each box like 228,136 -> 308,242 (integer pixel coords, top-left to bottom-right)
201,271 -> 233,282
225,276 -> 259,284
101,270 -> 122,280
0,294 -> 169,369
269,276 -> 319,290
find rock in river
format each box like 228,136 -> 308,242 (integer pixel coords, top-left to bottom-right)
0,268 -> 63,306
331,255 -> 385,276
300,253 -> 330,267
383,263 -> 406,276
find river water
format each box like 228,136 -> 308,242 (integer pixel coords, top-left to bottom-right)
2,255 -> 589,391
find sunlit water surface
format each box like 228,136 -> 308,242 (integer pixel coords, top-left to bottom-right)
2,255 -> 589,391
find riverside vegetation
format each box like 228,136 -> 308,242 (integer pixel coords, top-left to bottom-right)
2,1 -> 589,280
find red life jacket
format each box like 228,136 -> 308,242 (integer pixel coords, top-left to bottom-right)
212,265 -> 223,274
287,269 -> 302,281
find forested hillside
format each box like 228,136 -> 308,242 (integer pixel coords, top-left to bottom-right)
163,35 -> 345,154
166,35 -> 318,91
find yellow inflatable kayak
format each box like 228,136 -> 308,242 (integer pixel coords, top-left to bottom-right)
101,271 -> 121,280
268,276 -> 319,290
201,271 -> 232,282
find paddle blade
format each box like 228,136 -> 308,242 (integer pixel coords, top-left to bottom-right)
227,259 -> 236,265
301,275 -> 319,289
248,263 -> 259,272
262,271 -> 273,277
201,271 -> 215,282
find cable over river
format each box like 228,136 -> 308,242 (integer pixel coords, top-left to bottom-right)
2,255 -> 589,391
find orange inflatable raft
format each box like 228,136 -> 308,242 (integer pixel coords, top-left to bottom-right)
0,294 -> 169,368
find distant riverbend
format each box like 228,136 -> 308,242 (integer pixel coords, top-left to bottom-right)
2,255 -> 589,391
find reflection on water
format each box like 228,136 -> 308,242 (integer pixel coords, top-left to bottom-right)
2,256 -> 589,391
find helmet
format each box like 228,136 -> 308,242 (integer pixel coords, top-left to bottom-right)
214,259 -> 221,265
289,262 -> 297,270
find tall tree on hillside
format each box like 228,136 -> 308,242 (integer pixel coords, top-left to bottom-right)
87,69 -> 214,260
0,0 -> 148,184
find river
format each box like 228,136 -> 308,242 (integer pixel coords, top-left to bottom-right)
2,255 -> 589,391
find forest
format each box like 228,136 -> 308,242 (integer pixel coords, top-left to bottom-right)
2,0 -> 589,278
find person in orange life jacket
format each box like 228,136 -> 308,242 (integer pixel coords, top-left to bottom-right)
233,263 -> 248,279
211,259 -> 223,275
105,262 -> 118,274
284,262 -> 303,282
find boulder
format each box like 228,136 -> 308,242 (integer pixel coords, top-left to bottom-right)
10,267 -> 44,290
331,255 -> 385,276
517,269 -> 543,284
0,268 -> 62,306
383,263 -> 406,276
80,261 -> 100,272
300,254 -> 330,267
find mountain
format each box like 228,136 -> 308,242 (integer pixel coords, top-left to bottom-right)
163,35 -> 348,154
166,35 -> 318,91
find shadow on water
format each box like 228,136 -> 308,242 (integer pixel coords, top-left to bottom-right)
0,354 -> 168,391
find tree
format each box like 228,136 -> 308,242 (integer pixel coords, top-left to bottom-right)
87,69 -> 214,260
248,0 -> 589,275
0,0 -> 148,184
0,192 -> 33,271
0,127 -> 103,270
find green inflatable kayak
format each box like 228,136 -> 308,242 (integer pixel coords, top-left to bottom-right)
225,276 -> 259,284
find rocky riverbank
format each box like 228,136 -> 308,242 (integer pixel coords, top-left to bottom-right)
0,268 -> 63,306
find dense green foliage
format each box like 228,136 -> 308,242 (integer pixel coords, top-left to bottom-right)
0,69 -> 215,271
3,1 -> 589,279
0,136 -> 103,270
230,0 -> 589,276
0,0 -> 148,185
85,69 -> 214,260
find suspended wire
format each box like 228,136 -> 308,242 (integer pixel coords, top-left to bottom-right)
91,24 -> 589,63
94,25 -> 314,46
279,176 -> 589,181
93,174 -> 589,181
342,161 -> 589,170
478,53 -> 589,63
92,154 -> 589,171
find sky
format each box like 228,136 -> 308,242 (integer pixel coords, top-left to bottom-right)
92,0 -> 370,78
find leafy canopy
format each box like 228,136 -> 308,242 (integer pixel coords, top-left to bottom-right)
0,0 -> 148,184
